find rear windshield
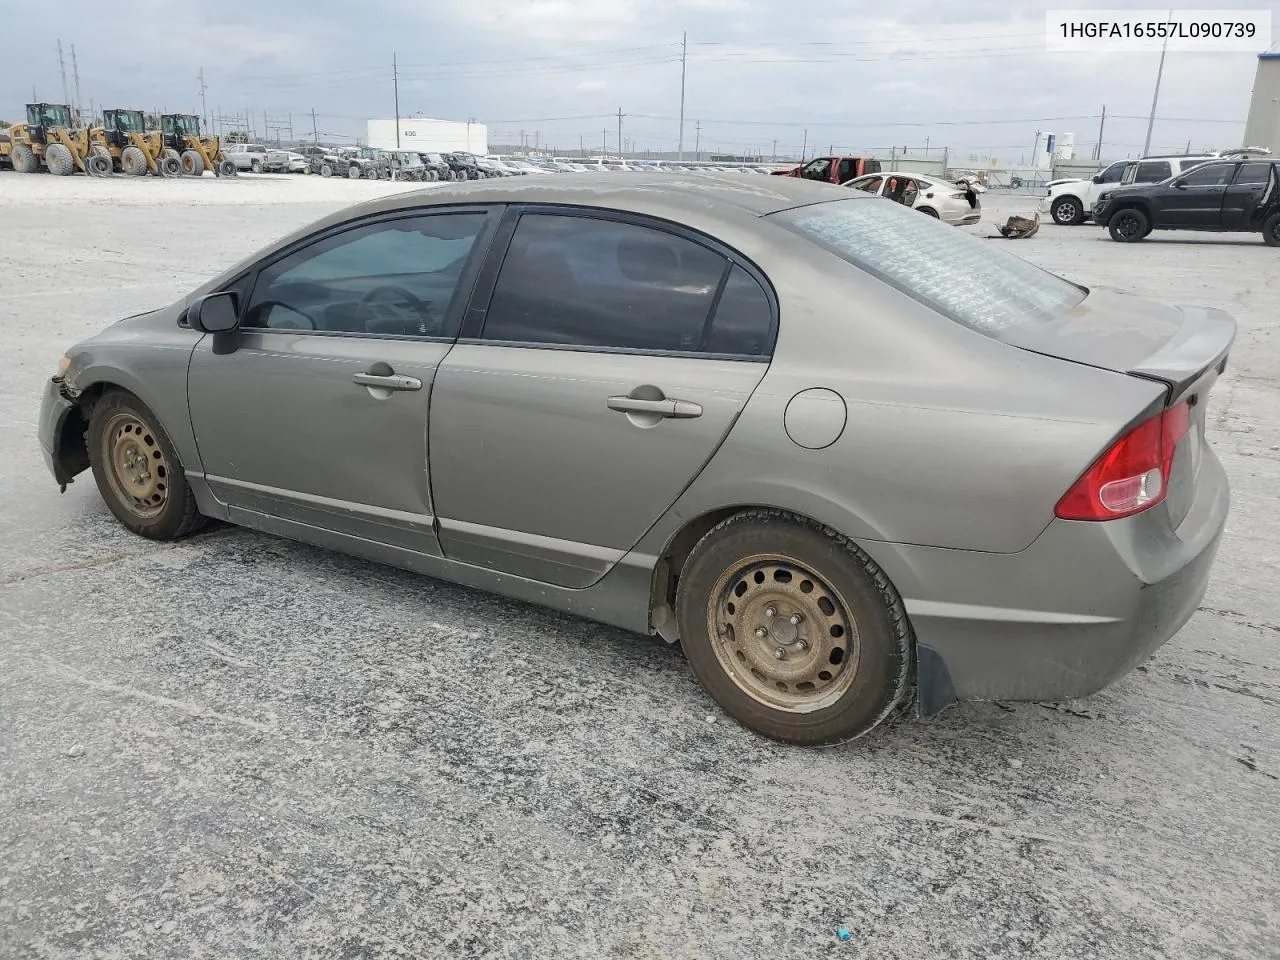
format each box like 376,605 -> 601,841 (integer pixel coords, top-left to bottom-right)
772,198 -> 1085,333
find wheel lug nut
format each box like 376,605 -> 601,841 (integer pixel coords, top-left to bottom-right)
773,647 -> 786,660
789,613 -> 803,625
765,606 -> 777,618
755,627 -> 768,638
795,639 -> 808,651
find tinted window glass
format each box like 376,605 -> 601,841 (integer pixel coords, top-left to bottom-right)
775,198 -> 1085,334
483,214 -> 726,352
705,266 -> 773,357
1097,162 -> 1126,184
245,214 -> 484,336
1234,162 -> 1273,185
1135,161 -> 1172,182
1180,163 -> 1233,186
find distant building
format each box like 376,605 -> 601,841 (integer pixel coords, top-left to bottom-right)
1243,53 -> 1280,155
366,118 -> 488,153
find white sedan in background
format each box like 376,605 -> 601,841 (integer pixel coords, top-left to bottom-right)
842,171 -> 982,226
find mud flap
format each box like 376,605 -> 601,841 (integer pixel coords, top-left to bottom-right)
915,643 -> 958,717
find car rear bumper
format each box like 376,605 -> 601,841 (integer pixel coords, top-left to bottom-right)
866,446 -> 1230,709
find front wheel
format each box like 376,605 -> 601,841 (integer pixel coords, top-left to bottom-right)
87,391 -> 206,540
1051,196 -> 1084,226
675,511 -> 911,745
250,161 -> 262,174
1262,212 -> 1280,247
1108,208 -> 1149,242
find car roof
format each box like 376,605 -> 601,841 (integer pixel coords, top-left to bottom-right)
338,172 -> 857,220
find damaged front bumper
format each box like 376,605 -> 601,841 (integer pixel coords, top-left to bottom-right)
39,376 -> 86,490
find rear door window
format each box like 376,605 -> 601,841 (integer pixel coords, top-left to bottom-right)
1134,160 -> 1172,183
481,213 -> 752,355
774,198 -> 1085,334
1233,162 -> 1273,185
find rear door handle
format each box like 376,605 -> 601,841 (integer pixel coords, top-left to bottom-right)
607,396 -> 703,419
352,373 -> 422,391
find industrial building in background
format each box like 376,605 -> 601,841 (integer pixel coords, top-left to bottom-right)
1243,52 -> 1280,157
366,118 -> 488,154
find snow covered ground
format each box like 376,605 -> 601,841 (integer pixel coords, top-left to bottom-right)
1,173 -> 1277,959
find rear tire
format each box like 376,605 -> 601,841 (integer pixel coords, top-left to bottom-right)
1262,212 -> 1280,247
1051,196 -> 1085,226
1108,208 -> 1150,242
87,391 -> 207,541
87,154 -> 112,176
180,149 -> 205,176
216,158 -> 237,177
320,162 -> 333,177
675,510 -> 912,745
918,206 -> 939,218
250,160 -> 262,174
347,164 -> 362,179
44,143 -> 75,176
121,145 -> 148,176
11,143 -> 39,173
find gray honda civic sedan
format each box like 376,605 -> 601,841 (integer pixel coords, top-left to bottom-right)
39,175 -> 1233,744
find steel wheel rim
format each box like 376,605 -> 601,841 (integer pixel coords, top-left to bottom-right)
103,413 -> 169,518
1055,202 -> 1076,223
707,554 -> 860,713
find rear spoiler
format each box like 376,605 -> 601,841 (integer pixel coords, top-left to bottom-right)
1128,305 -> 1236,403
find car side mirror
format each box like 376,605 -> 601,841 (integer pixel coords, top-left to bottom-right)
1173,180 -> 1186,189
188,291 -> 240,334
1091,175 -> 1103,183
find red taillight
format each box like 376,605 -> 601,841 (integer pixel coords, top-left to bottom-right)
1055,402 -> 1191,521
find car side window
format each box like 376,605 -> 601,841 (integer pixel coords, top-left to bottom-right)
803,158 -> 831,180
1234,162 -> 1273,185
1097,161 -> 1126,184
481,214 -> 728,353
837,159 -> 857,181
853,176 -> 883,193
244,214 -> 485,337
1179,163 -> 1233,186
1135,161 -> 1172,182
703,265 -> 774,357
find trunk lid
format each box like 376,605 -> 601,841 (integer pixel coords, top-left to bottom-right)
1000,290 -> 1235,528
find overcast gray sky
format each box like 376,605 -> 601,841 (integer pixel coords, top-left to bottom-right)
4,0 -> 1276,162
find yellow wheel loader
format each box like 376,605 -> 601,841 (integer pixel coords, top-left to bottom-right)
160,114 -> 237,177
94,109 -> 179,176
7,103 -> 112,176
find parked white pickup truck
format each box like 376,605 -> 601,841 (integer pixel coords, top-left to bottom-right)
224,143 -> 270,174
1039,155 -> 1218,225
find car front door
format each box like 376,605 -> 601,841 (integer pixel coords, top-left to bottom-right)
1163,162 -> 1234,227
1221,161 -> 1276,230
428,208 -> 776,588
799,158 -> 831,182
186,208 -> 496,554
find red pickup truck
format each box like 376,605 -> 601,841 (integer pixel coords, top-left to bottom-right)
772,156 -> 881,185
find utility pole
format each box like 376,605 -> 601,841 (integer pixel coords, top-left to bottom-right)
602,128 -> 608,154
56,39 -> 70,107
617,106 -> 624,158
695,120 -> 701,159
800,128 -> 807,162
924,136 -> 930,156
678,31 -> 687,162
70,44 -> 83,124
197,67 -> 208,130
1094,105 -> 1106,160
32,84 -> 38,102
393,52 -> 401,149
311,108 -> 319,145
772,139 -> 777,161
579,133 -> 584,157
1143,31 -> 1170,157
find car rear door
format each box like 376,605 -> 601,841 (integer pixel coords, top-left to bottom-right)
186,207 -> 498,555
1221,161 -> 1275,229
427,208 -> 776,588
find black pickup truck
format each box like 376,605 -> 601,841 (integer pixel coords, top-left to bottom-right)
1093,157 -> 1280,245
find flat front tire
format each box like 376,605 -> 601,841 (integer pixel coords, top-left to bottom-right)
87,391 -> 206,540
675,511 -> 912,745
